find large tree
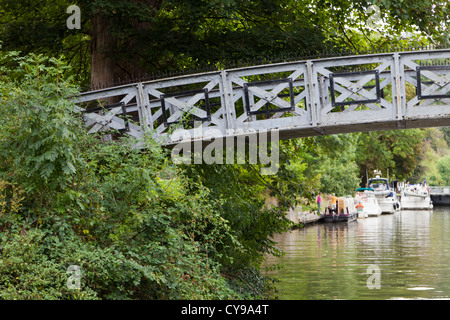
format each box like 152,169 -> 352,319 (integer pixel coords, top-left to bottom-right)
2,0 -> 447,89
83,0 -> 329,87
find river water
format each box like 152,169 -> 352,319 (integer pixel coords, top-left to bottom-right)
263,207 -> 450,300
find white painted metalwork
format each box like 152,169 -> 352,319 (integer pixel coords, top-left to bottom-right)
73,49 -> 450,145
429,186 -> 450,195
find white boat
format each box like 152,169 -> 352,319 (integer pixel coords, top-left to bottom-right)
368,173 -> 401,214
401,184 -> 433,210
355,188 -> 382,217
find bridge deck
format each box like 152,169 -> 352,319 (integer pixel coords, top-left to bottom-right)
74,49 -> 450,145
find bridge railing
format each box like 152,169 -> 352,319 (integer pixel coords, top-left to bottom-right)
73,49 -> 450,144
429,186 -> 450,194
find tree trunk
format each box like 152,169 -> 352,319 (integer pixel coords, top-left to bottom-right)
89,0 -> 163,89
90,12 -> 115,91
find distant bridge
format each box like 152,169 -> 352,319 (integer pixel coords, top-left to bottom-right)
429,186 -> 450,206
74,48 -> 450,146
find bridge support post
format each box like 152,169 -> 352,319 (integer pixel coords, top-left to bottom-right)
393,52 -> 405,121
136,83 -> 153,132
220,70 -> 236,135
306,60 -> 319,127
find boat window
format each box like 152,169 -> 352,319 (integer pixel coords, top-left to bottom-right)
368,179 -> 389,190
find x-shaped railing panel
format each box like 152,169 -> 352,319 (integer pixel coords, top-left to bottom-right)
329,70 -> 381,109
312,55 -> 396,125
76,88 -> 143,138
141,77 -> 221,130
417,66 -> 450,100
400,51 -> 450,118
227,64 -> 310,130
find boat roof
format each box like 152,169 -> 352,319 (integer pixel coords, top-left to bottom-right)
356,187 -> 374,191
368,177 -> 389,182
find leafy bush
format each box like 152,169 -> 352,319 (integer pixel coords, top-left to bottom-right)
436,156 -> 450,186
0,52 -> 287,299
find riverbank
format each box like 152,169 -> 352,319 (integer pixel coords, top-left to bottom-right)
266,195 -> 324,228
286,205 -> 324,228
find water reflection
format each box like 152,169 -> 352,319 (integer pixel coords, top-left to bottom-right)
264,207 -> 450,299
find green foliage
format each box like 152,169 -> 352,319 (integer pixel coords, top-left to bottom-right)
414,128 -> 450,185
0,52 -> 290,299
312,134 -> 360,196
372,0 -> 449,44
1,0 -> 448,300
0,1 -> 90,84
314,0 -> 448,50
0,230 -> 98,300
0,0 -> 446,96
441,127 -> 450,146
0,53 -> 81,192
0,1 -> 71,54
436,156 -> 450,186
5,0 -> 446,84
91,0 -> 330,75
185,162 -> 291,264
356,129 -> 426,183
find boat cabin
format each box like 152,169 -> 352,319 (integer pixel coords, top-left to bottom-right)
368,178 -> 390,191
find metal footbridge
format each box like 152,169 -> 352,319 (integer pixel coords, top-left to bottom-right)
74,48 -> 450,145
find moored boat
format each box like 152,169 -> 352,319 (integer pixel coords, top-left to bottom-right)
355,188 -> 382,217
324,196 -> 357,222
368,171 -> 400,214
401,184 -> 433,210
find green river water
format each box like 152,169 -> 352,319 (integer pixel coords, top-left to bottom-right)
263,207 -> 450,300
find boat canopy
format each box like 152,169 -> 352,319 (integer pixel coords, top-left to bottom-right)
356,187 -> 374,192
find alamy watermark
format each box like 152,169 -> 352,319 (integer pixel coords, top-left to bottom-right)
66,5 -> 81,30
366,5 -> 382,30
66,265 -> 81,290
170,124 -> 280,175
366,264 -> 381,290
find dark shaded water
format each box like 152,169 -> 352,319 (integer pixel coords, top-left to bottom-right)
263,207 -> 450,299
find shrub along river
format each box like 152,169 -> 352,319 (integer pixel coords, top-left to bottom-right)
263,207 -> 450,299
